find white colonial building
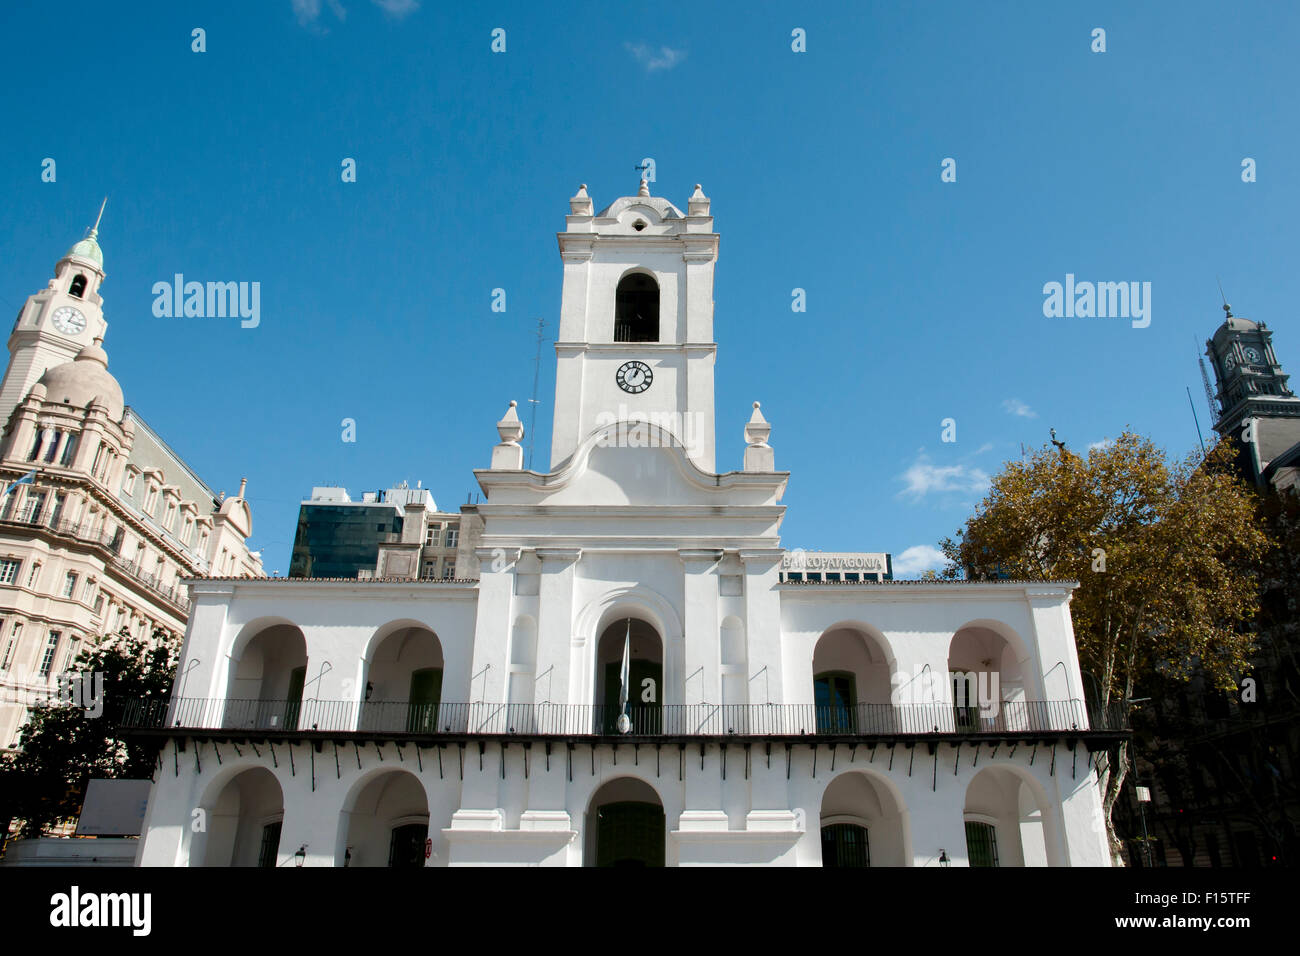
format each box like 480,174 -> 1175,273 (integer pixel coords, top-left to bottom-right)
133,181 -> 1118,867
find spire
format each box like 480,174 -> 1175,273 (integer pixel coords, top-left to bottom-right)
65,199 -> 106,269
743,402 -> 775,472
637,178 -> 650,197
569,183 -> 593,216
687,183 -> 710,216
91,197 -> 107,239
490,400 -> 525,470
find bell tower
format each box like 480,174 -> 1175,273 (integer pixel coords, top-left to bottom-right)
550,180 -> 720,472
1206,302 -> 1300,484
1,201 -> 111,426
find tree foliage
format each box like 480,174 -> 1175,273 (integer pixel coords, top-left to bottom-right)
939,432 -> 1272,862
0,628 -> 178,838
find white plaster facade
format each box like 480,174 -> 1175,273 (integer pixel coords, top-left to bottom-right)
134,182 -> 1116,867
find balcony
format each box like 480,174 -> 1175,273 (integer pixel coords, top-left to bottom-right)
121,698 -> 1129,741
0,511 -> 191,613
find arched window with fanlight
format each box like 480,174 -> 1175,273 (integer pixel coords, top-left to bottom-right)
69,275 -> 87,298
614,273 -> 659,343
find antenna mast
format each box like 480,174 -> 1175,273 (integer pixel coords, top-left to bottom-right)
526,316 -> 546,470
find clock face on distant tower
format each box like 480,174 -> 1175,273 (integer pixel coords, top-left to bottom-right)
615,360 -> 653,394
51,306 -> 86,336
1244,346 -> 1262,365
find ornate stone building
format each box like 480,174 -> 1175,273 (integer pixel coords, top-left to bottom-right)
0,209 -> 264,750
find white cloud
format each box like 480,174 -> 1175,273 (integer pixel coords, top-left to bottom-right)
892,545 -> 952,578
897,453 -> 990,501
372,0 -> 419,16
1088,438 -> 1114,452
292,0 -> 345,27
1002,398 -> 1037,419
625,43 -> 687,72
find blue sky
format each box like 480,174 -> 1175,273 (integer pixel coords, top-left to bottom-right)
1,1 -> 1297,575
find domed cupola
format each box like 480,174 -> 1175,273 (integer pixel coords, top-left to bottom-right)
36,337 -> 125,421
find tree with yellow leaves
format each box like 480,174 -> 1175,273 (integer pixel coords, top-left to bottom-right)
940,432 -> 1271,864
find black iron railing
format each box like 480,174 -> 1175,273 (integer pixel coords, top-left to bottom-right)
122,697 -> 1128,737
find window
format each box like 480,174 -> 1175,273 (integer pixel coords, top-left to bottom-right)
83,579 -> 97,602
821,823 -> 870,867
122,470 -> 137,496
614,273 -> 659,342
44,431 -> 61,463
39,631 -> 61,677
59,434 -> 78,466
93,593 -> 105,615
26,562 -> 40,588
28,432 -> 43,461
69,274 -> 87,298
63,571 -> 78,598
445,526 -> 459,548
0,623 -> 18,670
441,561 -> 455,579
813,671 -> 857,733
421,562 -> 436,579
164,502 -> 177,532
424,524 -> 441,547
965,821 -> 1000,867
143,485 -> 158,516
0,559 -> 21,585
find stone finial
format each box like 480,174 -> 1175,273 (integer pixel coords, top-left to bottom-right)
744,402 -> 774,471
638,178 -> 650,197
570,183 -> 593,216
491,400 -> 525,469
238,477 -> 248,498
688,183 -> 710,216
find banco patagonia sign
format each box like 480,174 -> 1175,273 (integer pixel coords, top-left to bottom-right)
783,550 -> 888,572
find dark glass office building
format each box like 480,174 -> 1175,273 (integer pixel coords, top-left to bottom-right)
288,502 -> 402,579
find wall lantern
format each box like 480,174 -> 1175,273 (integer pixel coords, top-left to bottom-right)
344,847 -> 352,867
938,849 -> 950,867
294,845 -> 307,867
365,682 -> 374,701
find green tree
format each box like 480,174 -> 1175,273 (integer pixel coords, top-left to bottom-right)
939,432 -> 1271,864
0,627 -> 178,839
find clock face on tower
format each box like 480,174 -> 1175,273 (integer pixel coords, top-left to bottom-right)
615,360 -> 653,394
51,306 -> 86,336
1244,346 -> 1263,365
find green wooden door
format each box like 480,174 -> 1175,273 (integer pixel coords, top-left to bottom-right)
596,802 -> 665,867
602,660 -> 662,733
283,666 -> 306,729
814,672 -> 857,733
408,667 -> 442,733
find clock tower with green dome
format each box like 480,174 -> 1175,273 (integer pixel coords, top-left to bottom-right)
0,201 -> 111,427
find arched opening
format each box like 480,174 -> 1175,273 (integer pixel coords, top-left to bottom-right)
614,272 -> 659,343
585,777 -> 665,867
812,626 -> 892,733
69,274 -> 87,298
194,767 -> 284,867
963,766 -> 1057,867
948,625 -> 1024,732
595,618 -> 662,734
361,624 -> 444,733
224,624 -> 308,730
820,771 -> 909,867
339,769 -> 429,867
